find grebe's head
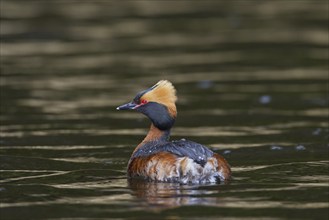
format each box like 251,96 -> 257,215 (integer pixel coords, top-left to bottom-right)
117,80 -> 177,130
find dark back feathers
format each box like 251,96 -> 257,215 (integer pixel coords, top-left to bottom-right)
131,139 -> 214,167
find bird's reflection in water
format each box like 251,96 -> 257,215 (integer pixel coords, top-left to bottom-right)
128,178 -> 226,208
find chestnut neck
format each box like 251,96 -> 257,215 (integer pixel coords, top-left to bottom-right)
132,124 -> 170,154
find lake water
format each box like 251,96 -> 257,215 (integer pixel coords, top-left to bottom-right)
1,1 -> 328,220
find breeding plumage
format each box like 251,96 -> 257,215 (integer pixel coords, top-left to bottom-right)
117,80 -> 231,184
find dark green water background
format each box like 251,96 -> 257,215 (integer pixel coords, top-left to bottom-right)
1,1 -> 328,220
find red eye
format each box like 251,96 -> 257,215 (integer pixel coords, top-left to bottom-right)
141,99 -> 148,104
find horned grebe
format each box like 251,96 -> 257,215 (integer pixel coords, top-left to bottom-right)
117,80 -> 231,184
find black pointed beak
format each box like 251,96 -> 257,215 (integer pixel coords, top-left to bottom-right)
116,102 -> 138,110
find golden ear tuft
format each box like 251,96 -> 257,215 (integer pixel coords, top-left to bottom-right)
141,80 -> 177,117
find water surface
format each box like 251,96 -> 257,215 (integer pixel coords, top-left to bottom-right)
1,1 -> 328,220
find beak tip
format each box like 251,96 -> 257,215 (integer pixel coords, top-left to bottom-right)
116,102 -> 137,110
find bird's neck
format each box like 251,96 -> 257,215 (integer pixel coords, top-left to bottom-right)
144,123 -> 170,142
132,123 -> 170,154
